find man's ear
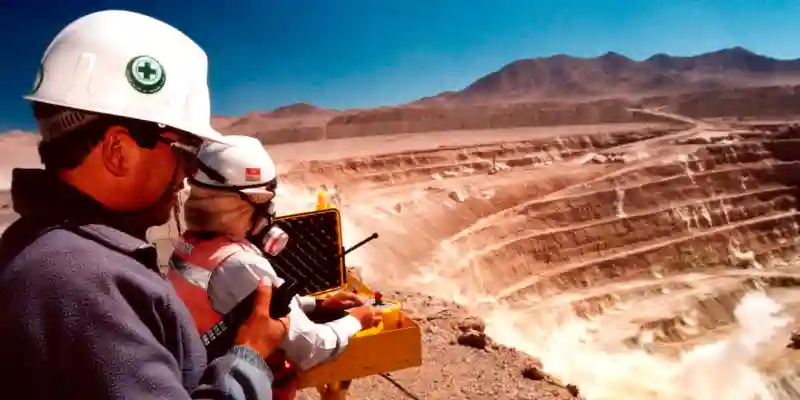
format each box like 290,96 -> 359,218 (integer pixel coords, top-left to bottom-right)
100,126 -> 140,177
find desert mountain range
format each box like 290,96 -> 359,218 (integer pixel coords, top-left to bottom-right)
8,47 -> 800,145
207,47 -> 800,144
416,46 -> 800,104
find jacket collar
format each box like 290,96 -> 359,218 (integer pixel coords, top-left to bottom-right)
11,168 -> 149,239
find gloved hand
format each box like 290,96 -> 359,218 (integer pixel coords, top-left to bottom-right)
348,306 -> 383,330
318,290 -> 365,311
235,279 -> 291,358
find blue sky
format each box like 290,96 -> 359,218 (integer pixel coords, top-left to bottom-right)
2,0 -> 800,131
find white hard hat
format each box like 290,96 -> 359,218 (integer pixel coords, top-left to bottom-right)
192,135 -> 277,201
25,10 -> 226,143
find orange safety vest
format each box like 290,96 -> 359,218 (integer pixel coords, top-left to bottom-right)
168,231 -> 261,333
168,231 -> 298,400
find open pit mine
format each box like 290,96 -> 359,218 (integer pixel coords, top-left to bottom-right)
142,115 -> 800,399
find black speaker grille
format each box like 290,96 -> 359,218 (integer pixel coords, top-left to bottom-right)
267,209 -> 346,296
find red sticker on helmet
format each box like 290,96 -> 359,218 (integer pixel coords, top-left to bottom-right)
245,168 -> 261,181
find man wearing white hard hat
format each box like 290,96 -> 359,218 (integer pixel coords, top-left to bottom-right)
0,10 -> 286,400
168,136 -> 383,398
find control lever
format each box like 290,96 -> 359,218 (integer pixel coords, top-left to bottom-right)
340,232 -> 379,258
203,280 -> 299,360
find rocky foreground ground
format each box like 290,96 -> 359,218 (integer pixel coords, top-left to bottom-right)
300,291 -> 580,400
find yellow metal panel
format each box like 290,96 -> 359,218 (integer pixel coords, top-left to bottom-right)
276,207 -> 423,388
298,309 -> 422,387
300,276 -> 423,387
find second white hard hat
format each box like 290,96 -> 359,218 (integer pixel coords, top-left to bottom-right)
192,135 -> 278,201
25,10 -> 226,143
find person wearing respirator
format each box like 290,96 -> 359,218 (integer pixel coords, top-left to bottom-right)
168,136 -> 383,394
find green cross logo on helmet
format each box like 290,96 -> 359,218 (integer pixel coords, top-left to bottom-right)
126,55 -> 166,94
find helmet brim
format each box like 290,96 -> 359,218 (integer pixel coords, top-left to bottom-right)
24,95 -> 230,144
189,125 -> 229,144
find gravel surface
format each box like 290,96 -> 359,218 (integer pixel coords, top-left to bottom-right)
301,291 -> 580,400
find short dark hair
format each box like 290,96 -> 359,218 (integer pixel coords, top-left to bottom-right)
33,102 -> 110,172
32,102 -> 168,172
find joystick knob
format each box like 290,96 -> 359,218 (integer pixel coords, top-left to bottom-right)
374,291 -> 384,305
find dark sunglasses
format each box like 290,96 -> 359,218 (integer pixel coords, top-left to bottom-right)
153,135 -> 225,181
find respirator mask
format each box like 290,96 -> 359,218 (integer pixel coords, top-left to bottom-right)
245,195 -> 289,257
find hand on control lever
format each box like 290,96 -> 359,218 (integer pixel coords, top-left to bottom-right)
319,290 -> 365,311
348,306 -> 383,330
235,279 -> 292,359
